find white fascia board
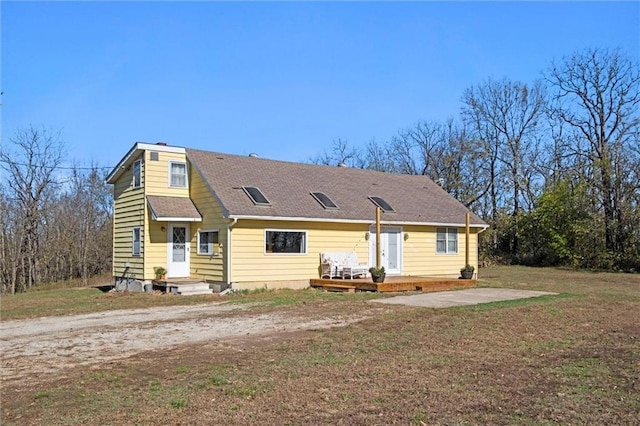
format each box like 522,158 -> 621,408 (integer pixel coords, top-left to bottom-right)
152,216 -> 202,222
135,143 -> 185,154
148,201 -> 158,220
106,142 -> 186,184
227,214 -> 487,228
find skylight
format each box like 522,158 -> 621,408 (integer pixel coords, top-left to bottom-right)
242,186 -> 270,206
311,192 -> 339,210
368,196 -> 395,213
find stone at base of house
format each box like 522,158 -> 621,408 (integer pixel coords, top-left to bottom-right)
114,277 -> 151,292
209,282 -> 231,293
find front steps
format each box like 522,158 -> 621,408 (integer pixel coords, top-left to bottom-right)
168,282 -> 214,296
153,279 -> 214,296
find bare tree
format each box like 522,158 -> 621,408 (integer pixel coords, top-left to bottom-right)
0,187 -> 23,292
462,78 -> 547,256
363,139 -> 395,172
0,127 -> 65,292
309,138 -> 365,168
546,48 -> 640,254
50,167 -> 113,283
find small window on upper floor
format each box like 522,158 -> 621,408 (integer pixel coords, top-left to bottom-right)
169,161 -> 188,188
132,160 -> 142,188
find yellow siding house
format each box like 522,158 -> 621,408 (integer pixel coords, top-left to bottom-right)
107,142 -> 487,290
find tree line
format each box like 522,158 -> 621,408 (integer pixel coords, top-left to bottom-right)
0,127 -> 113,294
1,47 -> 637,293
312,48 -> 640,271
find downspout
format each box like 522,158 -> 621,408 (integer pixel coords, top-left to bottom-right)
465,212 -> 470,267
226,218 -> 238,285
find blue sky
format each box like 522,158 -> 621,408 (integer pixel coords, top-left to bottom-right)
2,1 -> 638,170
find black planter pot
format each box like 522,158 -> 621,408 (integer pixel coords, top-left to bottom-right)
372,273 -> 386,283
460,270 -> 474,279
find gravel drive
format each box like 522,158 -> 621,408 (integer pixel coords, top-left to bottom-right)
0,302 -> 360,384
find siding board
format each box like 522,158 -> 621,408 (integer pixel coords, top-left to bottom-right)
189,169 -> 227,282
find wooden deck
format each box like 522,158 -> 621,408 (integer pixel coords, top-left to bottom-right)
309,275 -> 476,293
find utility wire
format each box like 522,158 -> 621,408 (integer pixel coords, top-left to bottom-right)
0,159 -> 114,170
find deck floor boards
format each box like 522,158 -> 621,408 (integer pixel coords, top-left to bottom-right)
310,276 -> 476,293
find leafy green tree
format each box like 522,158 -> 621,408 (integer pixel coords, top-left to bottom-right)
546,48 -> 640,264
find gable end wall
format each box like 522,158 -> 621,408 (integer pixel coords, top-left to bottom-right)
112,154 -> 146,279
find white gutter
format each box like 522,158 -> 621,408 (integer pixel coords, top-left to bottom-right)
227,214 -> 488,229
226,217 -> 238,285
151,216 -> 202,222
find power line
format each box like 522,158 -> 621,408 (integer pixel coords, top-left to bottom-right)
0,159 -> 114,170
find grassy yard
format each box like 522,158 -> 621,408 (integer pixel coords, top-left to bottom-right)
2,266 -> 639,425
0,281 -> 384,321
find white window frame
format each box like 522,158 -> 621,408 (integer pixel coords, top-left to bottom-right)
436,227 -> 458,254
197,229 -> 220,255
132,226 -> 141,256
265,229 -> 307,255
132,160 -> 142,189
169,161 -> 188,188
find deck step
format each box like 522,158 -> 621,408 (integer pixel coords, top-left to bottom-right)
317,284 -> 356,293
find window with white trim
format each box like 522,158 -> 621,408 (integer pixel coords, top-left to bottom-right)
265,230 -> 307,254
436,227 -> 458,254
132,160 -> 141,188
132,227 -> 141,256
169,161 -> 187,188
198,230 -> 219,255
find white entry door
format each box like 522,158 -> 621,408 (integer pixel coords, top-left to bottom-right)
369,226 -> 402,275
167,224 -> 190,278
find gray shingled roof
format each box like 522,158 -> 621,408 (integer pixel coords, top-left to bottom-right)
186,148 -> 486,227
147,195 -> 202,221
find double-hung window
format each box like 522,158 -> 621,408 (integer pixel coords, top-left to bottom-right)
198,230 -> 219,255
265,230 -> 307,254
132,160 -> 142,188
132,227 -> 141,256
169,162 -> 187,188
436,227 -> 458,254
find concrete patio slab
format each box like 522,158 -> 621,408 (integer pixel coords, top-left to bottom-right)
371,288 -> 557,308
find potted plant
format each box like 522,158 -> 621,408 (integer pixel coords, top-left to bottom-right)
369,266 -> 386,283
460,264 -> 475,279
154,266 -> 167,280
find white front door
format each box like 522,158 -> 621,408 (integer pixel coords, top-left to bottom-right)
369,226 -> 402,275
167,224 -> 190,278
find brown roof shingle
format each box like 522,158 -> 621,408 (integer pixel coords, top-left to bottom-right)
147,195 -> 202,221
186,148 -> 486,227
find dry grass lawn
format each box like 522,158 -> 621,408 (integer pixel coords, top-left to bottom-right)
1,266 -> 639,425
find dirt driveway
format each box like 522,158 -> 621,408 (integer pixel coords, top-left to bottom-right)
0,301 -> 365,385
1,289 -> 562,386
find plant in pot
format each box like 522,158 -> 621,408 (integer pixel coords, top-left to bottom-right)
369,266 -> 386,283
460,264 -> 475,279
154,266 -> 167,280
